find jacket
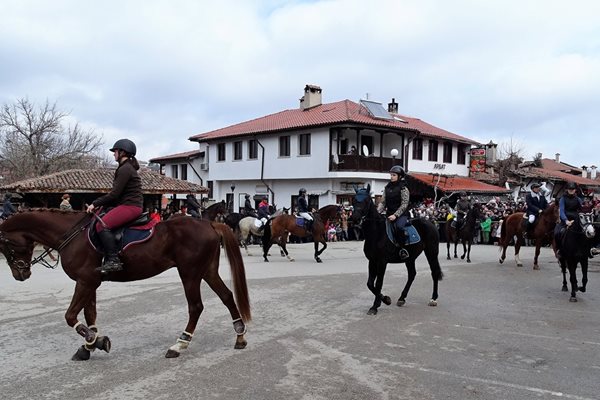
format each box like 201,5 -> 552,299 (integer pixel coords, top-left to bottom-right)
525,192 -> 548,215
378,180 -> 409,217
92,159 -> 143,208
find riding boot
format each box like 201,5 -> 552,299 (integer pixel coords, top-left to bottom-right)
96,230 -> 123,273
395,230 -> 409,260
521,218 -> 529,236
305,220 -> 313,233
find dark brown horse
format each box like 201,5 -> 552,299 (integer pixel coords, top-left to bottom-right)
262,204 -> 339,262
446,203 -> 482,263
201,200 -> 228,222
498,202 -> 559,269
0,209 -> 251,361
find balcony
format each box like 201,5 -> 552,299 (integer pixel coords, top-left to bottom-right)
330,154 -> 402,173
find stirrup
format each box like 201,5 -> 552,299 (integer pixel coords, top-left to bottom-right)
95,258 -> 123,273
398,248 -> 409,260
591,248 -> 600,257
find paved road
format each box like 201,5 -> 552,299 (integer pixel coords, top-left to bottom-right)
1,241 -> 599,400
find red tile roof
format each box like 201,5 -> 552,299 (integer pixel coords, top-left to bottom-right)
409,172 -> 509,193
189,100 -> 479,145
527,167 -> 600,187
149,150 -> 203,163
540,158 -> 580,173
0,169 -> 208,194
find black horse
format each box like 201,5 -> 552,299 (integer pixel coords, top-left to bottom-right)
351,185 -> 443,315
446,203 -> 482,263
556,213 -> 597,302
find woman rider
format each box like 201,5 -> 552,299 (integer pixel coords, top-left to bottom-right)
377,165 -> 410,260
554,181 -> 582,256
297,188 -> 313,233
86,139 -> 143,273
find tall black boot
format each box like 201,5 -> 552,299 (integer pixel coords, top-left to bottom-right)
96,230 -> 123,273
305,220 -> 313,233
396,231 -> 409,260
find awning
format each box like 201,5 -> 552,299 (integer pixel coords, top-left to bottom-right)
408,172 -> 509,194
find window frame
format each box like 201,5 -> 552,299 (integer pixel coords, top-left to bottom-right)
299,133 -> 311,156
428,140 -> 438,162
248,139 -> 258,160
217,143 -> 226,162
443,142 -> 453,163
279,135 -> 291,157
233,141 -> 243,161
412,138 -> 423,160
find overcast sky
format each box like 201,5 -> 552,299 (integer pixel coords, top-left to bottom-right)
1,0 -> 598,167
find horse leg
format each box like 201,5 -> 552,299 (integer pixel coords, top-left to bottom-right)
279,234 -> 293,261
453,240 -> 458,258
533,244 -> 541,270
397,260 -> 417,307
567,259 -> 579,302
560,258 -> 568,291
499,242 -> 507,264
314,236 -> 327,263
366,260 -> 390,315
460,239 -> 467,260
262,241 -> 272,262
515,237 -> 523,267
166,274 -> 204,358
579,257 -> 588,293
66,282 -> 108,361
446,241 -> 451,260
204,270 -> 248,350
466,240 -> 472,263
424,247 -> 442,306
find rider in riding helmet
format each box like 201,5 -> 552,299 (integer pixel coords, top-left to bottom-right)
244,194 -> 257,218
554,181 -> 583,256
523,183 -> 548,235
256,196 -> 270,231
377,165 -> 410,260
2,193 -> 17,219
453,191 -> 471,229
297,188 -> 313,233
86,139 -> 143,273
186,194 -> 202,218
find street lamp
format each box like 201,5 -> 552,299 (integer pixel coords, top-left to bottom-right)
230,182 -> 236,213
390,148 -> 399,164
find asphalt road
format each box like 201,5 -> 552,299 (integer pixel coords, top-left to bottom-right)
1,241 -> 599,400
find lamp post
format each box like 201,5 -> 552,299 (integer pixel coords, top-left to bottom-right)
230,182 -> 236,213
390,148 -> 399,166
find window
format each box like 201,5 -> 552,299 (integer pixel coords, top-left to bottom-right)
233,141 -> 242,160
217,143 -> 226,161
248,139 -> 258,159
171,164 -> 178,179
299,133 -> 311,155
457,145 -> 467,165
279,136 -> 290,157
207,181 -> 213,199
428,140 -> 438,162
443,142 -> 453,163
180,164 -> 188,180
412,138 -> 423,160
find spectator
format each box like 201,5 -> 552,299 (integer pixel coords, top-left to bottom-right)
480,213 -> 492,244
60,194 -> 73,210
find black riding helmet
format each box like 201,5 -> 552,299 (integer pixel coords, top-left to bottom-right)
566,182 -> 577,190
110,139 -> 137,156
299,188 -> 307,195
389,165 -> 405,177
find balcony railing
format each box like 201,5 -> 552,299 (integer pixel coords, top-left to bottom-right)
330,155 -> 402,173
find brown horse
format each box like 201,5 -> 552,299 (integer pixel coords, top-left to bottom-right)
0,209 -> 251,361
498,202 -> 559,269
262,204 -> 339,263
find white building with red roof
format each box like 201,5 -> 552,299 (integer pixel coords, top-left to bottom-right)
151,85 -> 507,211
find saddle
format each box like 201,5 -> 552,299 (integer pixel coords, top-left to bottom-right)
385,220 -> 421,246
87,212 -> 159,254
294,213 -> 313,228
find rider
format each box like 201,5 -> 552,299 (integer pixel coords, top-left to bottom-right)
256,196 -> 270,231
86,139 -> 143,273
2,193 -> 17,219
377,165 -> 410,260
297,188 -> 313,233
186,194 -> 202,218
244,194 -> 258,218
554,181 -> 582,256
453,191 -> 471,229
523,183 -> 548,235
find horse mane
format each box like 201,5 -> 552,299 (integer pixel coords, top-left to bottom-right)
18,208 -> 83,215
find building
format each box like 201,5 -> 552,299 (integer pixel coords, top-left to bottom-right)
150,85 -> 508,212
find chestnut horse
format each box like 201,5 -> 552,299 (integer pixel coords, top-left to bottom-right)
498,202 -> 559,269
0,209 -> 251,361
262,204 -> 339,263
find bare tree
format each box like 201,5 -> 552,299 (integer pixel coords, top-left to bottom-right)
495,136 -> 525,186
0,98 -> 105,182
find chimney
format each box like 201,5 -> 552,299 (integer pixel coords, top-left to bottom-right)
299,84 -> 322,110
581,166 -> 588,179
591,165 -> 597,180
388,98 -> 398,113
555,153 -> 560,162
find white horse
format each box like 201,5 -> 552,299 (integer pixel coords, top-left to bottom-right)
238,208 -> 289,256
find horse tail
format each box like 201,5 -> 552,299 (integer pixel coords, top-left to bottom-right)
499,217 -> 508,246
212,222 -> 252,322
262,218 -> 272,248
422,219 -> 443,281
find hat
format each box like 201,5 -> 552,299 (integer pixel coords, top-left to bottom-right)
62,194 -> 70,200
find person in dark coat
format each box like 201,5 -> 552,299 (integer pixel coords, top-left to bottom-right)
186,194 -> 202,218
2,193 -> 17,219
554,181 -> 583,255
86,138 -> 143,273
244,194 -> 257,218
523,183 -> 548,234
453,191 -> 471,229
377,165 -> 410,260
297,188 -> 313,232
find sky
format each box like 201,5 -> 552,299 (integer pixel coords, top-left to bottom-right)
1,0 -> 599,167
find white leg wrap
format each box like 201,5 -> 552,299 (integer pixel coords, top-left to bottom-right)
169,331 -> 193,353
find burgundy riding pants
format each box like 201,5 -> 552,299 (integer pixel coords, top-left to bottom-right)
96,205 -> 143,232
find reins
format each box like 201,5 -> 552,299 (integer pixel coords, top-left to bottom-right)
30,213 -> 93,269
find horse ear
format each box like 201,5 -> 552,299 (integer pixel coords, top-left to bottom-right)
352,184 -> 358,193
366,184 -> 371,194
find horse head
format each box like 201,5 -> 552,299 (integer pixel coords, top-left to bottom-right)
351,184 -> 372,225
0,229 -> 34,281
578,213 -> 596,239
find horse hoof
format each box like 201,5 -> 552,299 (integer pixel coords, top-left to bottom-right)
165,349 -> 180,358
446,256 -> 451,260
71,346 -> 91,361
95,336 -> 111,353
396,299 -> 406,307
533,265 -> 540,270
289,258 -> 295,262
499,259 -> 504,264
578,287 -> 586,293
234,339 -> 247,349
263,259 -> 269,263
561,286 -> 568,292
569,297 -> 578,303
382,296 -> 392,306
467,259 -> 471,263
461,255 -> 465,260
453,255 -> 457,259
367,308 -> 378,315
517,263 -> 523,267
428,299 -> 438,307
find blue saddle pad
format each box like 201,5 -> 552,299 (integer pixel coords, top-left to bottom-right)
385,221 -> 421,245
87,226 -> 155,254
295,217 -> 305,227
